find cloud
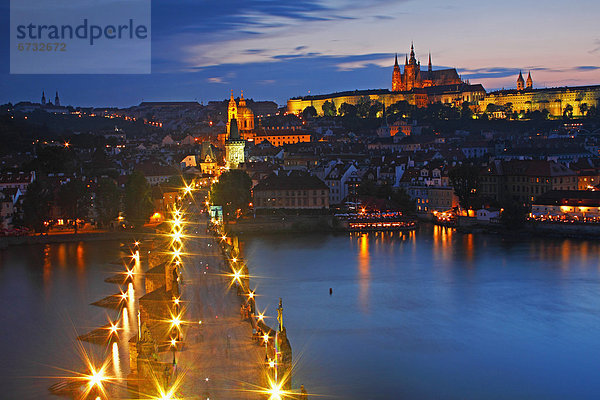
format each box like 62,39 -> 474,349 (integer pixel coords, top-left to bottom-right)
207,77 -> 226,84
574,66 -> 600,71
152,0 -> 412,71
589,39 -> 600,54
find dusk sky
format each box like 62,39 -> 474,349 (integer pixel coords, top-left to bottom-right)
2,0 -> 600,108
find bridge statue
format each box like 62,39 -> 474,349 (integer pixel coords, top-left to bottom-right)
277,298 -> 284,332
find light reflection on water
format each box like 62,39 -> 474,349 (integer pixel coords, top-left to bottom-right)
242,225 -> 600,400
0,240 -> 140,399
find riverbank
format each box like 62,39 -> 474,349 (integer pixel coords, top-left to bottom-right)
0,231 -> 152,249
454,220 -> 600,239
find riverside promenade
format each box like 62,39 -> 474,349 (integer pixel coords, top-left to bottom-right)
172,218 -> 266,399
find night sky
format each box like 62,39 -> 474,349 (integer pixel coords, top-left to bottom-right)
2,0 -> 600,107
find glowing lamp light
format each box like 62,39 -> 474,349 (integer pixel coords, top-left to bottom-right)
170,338 -> 177,347
232,257 -> 237,263
134,241 -> 140,247
248,291 -> 255,299
268,359 -> 275,368
262,333 -> 270,344
266,378 -> 285,400
173,298 -> 180,306
257,312 -> 265,322
120,292 -> 127,301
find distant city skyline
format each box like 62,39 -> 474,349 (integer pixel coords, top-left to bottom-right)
1,0 -> 600,107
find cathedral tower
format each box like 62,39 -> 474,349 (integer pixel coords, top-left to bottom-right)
517,71 -> 525,91
54,91 -> 60,106
41,91 -> 46,105
526,71 -> 533,89
392,54 -> 402,92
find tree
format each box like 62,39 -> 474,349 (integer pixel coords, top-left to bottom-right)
485,103 -> 497,113
322,101 -> 337,117
390,188 -> 416,214
58,179 -> 91,233
302,106 -> 317,119
124,171 -> 154,229
563,104 -> 574,120
500,201 -> 528,229
388,100 -> 412,117
356,96 -> 371,118
368,101 -> 383,119
95,178 -> 121,228
461,101 -> 473,120
210,170 -> 252,219
448,164 -> 480,211
579,102 -> 589,117
338,102 -> 357,118
22,179 -> 53,233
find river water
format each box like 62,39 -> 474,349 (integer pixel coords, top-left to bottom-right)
1,226 -> 600,399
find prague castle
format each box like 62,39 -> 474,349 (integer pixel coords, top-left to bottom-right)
287,43 -> 485,116
287,43 -> 600,119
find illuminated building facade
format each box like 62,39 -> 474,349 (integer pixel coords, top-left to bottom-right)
531,190 -> 600,221
287,44 -> 483,115
253,129 -> 312,146
226,90 -> 255,141
479,72 -> 600,117
225,118 -> 245,169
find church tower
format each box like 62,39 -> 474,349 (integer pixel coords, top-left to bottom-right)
41,91 -> 46,105
428,53 -> 432,72
225,118 -> 245,169
517,71 -> 525,91
54,91 -> 60,106
392,54 -> 402,92
526,71 -> 533,89
226,90 -> 237,135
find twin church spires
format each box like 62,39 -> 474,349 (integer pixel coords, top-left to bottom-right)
517,70 -> 533,91
41,90 -> 60,106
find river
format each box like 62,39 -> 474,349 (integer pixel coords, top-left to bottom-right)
1,226 -> 600,399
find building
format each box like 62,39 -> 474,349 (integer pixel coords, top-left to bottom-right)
0,171 -> 35,194
252,172 -> 329,209
479,72 -> 600,117
135,162 -> 179,186
392,44 -> 462,92
225,119 -> 245,169
531,190 -> 600,221
287,43 -> 484,115
226,91 -> 255,140
253,129 -> 312,146
324,163 -> 358,205
429,187 -> 459,212
479,160 -> 578,203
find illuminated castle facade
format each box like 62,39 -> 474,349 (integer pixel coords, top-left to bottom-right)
287,43 -> 484,116
479,71 -> 600,117
392,43 -> 462,91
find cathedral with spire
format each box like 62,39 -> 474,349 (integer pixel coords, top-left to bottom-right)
392,43 -> 463,92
